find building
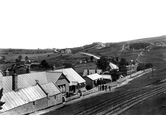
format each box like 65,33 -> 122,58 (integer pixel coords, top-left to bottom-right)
65,48 -> 72,54
109,62 -> 119,70
46,71 -> 70,95
84,73 -> 103,89
126,64 -> 138,75
101,74 -> 112,83
54,68 -> 86,94
0,85 -> 48,115
41,82 -> 62,107
82,69 -> 102,77
1,73 -> 63,115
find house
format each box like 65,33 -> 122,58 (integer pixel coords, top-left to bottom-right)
60,50 -> 65,54
65,48 -> 72,54
54,68 -> 86,94
109,62 -> 119,70
84,73 -> 103,89
46,71 -> 70,95
126,64 -> 138,75
82,69 -> 102,77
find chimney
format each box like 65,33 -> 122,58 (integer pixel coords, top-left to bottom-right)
95,69 -> 97,73
26,66 -> 31,73
5,69 -> 9,76
87,69 -> 89,75
52,65 -> 56,71
12,73 -> 18,91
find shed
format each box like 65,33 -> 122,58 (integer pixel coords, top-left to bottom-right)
84,74 -> 103,88
101,74 -> 112,83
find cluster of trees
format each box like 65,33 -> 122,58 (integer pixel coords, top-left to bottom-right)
40,60 -> 50,68
15,55 -> 29,62
137,63 -> 153,71
96,56 -> 129,72
129,42 -> 150,50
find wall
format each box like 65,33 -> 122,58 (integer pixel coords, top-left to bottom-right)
34,98 -> 48,112
0,102 -> 34,115
48,93 -> 62,107
84,77 -> 93,88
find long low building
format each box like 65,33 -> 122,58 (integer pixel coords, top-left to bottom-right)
0,82 -> 62,115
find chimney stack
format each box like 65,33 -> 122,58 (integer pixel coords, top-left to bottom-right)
87,69 -> 89,75
52,65 -> 56,71
12,73 -> 18,91
26,66 -> 31,73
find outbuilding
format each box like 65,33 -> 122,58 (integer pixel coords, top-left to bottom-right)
84,73 -> 103,89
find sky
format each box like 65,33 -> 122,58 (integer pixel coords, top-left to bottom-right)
1,0 -> 166,49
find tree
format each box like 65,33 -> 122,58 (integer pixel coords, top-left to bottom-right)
145,63 -> 153,69
18,55 -> 22,61
90,56 -> 94,62
119,58 -> 128,66
40,60 -> 49,68
1,56 -> 6,61
85,57 -> 88,63
137,63 -> 146,71
25,56 -> 29,61
96,56 -> 109,71
0,88 -> 5,110
63,63 -> 75,69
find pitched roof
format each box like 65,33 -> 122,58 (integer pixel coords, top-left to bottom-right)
1,85 -> 47,112
3,72 -> 48,93
46,71 -> 70,83
55,68 -> 85,85
109,62 -> 119,70
18,72 -> 48,87
57,68 -> 85,83
101,75 -> 112,80
41,82 -> 61,96
46,72 -> 62,83
18,85 -> 47,102
1,91 -> 26,112
87,74 -> 103,80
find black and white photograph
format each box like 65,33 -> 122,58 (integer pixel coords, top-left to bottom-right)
0,0 -> 166,115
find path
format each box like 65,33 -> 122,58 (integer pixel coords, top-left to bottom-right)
79,52 -> 100,59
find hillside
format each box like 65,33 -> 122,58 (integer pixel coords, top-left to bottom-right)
1,35 -> 166,75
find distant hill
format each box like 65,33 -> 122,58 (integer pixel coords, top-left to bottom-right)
1,35 -> 166,72
127,35 -> 166,46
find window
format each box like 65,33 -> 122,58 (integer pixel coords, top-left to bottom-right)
54,95 -> 56,99
33,101 -> 36,105
58,84 -> 66,93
